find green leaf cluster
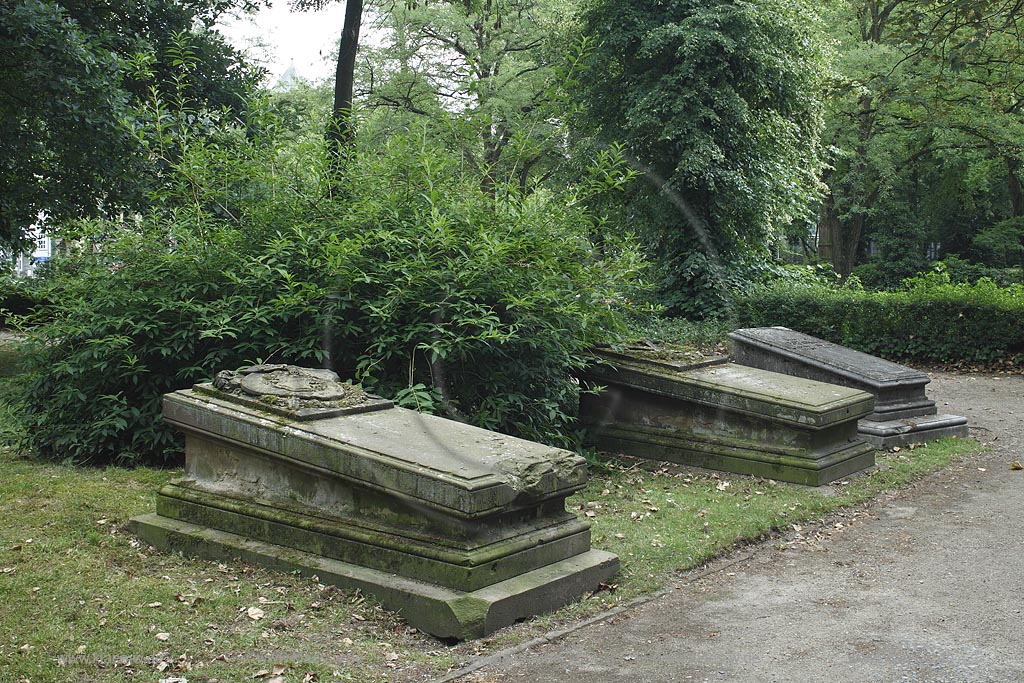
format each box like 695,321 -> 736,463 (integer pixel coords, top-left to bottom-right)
0,0 -> 262,250
13,113 -> 647,464
818,1 -> 1024,277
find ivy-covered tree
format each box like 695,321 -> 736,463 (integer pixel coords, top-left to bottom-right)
0,0 -> 261,250
575,0 -> 828,316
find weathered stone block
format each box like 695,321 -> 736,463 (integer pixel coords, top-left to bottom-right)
728,327 -> 969,448
130,365 -> 618,639
579,349 -> 876,486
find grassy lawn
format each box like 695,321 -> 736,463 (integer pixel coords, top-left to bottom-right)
0,339 -> 981,682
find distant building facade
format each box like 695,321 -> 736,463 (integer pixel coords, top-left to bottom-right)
10,224 -> 51,278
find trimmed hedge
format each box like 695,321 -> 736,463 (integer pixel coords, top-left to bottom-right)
732,273 -> 1024,364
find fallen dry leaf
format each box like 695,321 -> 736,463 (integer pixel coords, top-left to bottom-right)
1010,460 -> 1023,471
246,607 -> 265,621
146,602 -> 162,608
272,664 -> 287,675
302,673 -> 319,683
155,633 -> 170,641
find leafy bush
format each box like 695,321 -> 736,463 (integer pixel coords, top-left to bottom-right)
932,255 -> 1023,287
849,258 -> 923,291
15,124 -> 646,465
732,272 -> 1024,363
971,218 -> 1024,270
0,276 -> 45,327
654,251 -> 840,320
853,254 -> 1023,290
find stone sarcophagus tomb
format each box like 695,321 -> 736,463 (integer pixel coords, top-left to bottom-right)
130,365 -> 618,640
728,327 -> 968,448
579,347 -> 877,486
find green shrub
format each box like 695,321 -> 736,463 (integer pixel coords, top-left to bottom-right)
15,125 -> 646,465
732,272 -> 1024,363
853,255 -> 1023,290
972,217 -> 1024,269
0,276 -> 45,327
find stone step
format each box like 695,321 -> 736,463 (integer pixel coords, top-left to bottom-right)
131,513 -> 619,641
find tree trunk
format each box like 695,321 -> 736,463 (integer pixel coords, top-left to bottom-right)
1007,157 -> 1024,218
328,0 -> 363,158
819,191 -> 863,278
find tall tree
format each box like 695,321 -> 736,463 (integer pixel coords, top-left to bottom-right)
819,0 -> 1024,277
576,0 -> 828,316
357,0 -> 578,193
290,0 -> 364,161
0,0 -> 261,251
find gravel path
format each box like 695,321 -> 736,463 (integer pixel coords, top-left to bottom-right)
450,371 -> 1024,683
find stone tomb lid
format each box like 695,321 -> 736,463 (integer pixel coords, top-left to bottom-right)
584,350 -> 875,428
164,366 -> 586,517
728,327 -> 929,389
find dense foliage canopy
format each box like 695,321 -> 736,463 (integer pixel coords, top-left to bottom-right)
6,0 -> 1024,464
0,0 -> 261,250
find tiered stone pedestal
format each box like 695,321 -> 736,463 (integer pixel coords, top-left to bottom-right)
579,349 -> 876,486
728,327 -> 969,448
131,366 -> 618,640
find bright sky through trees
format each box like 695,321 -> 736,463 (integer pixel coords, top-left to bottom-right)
218,3 -> 348,84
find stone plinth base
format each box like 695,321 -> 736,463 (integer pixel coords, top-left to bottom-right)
588,422 -> 876,486
858,414 -> 969,449
132,514 -> 618,641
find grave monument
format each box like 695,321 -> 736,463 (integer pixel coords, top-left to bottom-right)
728,327 -> 968,448
579,346 -> 877,486
131,364 -> 618,640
